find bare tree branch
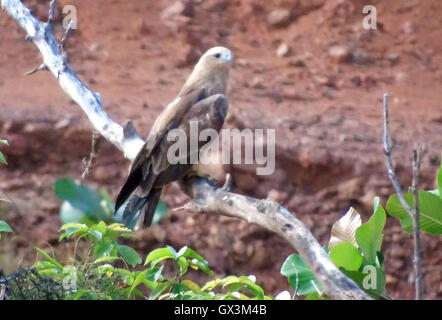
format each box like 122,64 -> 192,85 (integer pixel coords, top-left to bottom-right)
179,177 -> 370,300
2,0 -> 371,300
382,93 -> 423,299
2,0 -> 145,160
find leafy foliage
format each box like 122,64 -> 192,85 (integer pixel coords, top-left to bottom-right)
386,158 -> 442,235
281,198 -> 387,299
6,221 -> 270,300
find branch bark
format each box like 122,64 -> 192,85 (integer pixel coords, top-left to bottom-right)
2,0 -> 371,300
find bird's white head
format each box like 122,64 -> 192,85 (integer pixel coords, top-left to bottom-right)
200,46 -> 233,65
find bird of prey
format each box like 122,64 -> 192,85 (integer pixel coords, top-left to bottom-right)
115,46 -> 233,229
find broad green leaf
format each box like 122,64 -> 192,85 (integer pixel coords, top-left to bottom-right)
55,178 -> 109,222
342,266 -> 387,299
386,191 -> 442,235
94,240 -> 115,258
176,246 -> 188,259
355,198 -> 386,265
128,269 -> 149,297
116,244 -> 141,267
60,202 -> 93,225
188,259 -> 213,277
280,254 -> 322,296
182,280 -> 201,292
329,242 -> 363,271
238,276 -> 264,299
0,220 -> 12,233
88,230 -> 102,241
201,279 -> 223,291
145,247 -> 176,266
91,221 -> 107,235
181,247 -> 206,263
149,281 -> 174,300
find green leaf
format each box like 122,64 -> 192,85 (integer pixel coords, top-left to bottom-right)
149,281 -> 174,300
144,247 -> 176,266
355,198 -> 386,265
55,178 -> 109,222
0,151 -> 7,165
0,220 -> 12,233
342,266 -> 387,299
88,230 -> 102,241
59,202 -> 90,225
91,221 -> 107,235
93,240 -> 115,259
280,254 -> 322,296
182,279 -> 201,292
386,191 -> 442,235
238,276 -> 264,299
305,292 -> 330,300
116,244 -> 141,267
0,139 -> 8,145
35,247 -> 64,271
329,242 -> 363,271
438,156 -> 442,200
177,256 -> 189,275
128,269 -> 149,298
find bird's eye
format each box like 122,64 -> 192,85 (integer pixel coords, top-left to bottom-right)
214,53 -> 221,59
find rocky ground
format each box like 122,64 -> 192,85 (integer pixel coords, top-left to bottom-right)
0,0 -> 441,299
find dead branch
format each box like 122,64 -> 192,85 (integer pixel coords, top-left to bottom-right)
2,0 -> 371,300
81,130 -> 101,180
382,93 -> 423,299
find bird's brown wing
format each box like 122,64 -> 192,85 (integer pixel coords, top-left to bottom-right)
115,91 -> 228,228
115,88 -> 206,213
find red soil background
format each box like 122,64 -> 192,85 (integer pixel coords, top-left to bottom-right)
0,0 -> 441,299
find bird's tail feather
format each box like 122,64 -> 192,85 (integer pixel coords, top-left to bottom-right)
115,168 -> 142,213
123,188 -> 162,229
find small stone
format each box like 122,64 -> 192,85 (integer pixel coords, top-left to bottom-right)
395,72 -> 409,84
328,45 -> 350,63
350,48 -> 372,65
250,76 -> 265,89
161,0 -> 194,20
276,42 -> 290,57
288,56 -> 306,67
387,53 -> 400,66
267,9 -> 292,28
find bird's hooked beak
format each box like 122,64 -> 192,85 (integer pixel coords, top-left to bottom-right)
219,50 -> 233,63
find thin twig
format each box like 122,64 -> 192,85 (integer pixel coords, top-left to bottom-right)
382,93 -> 424,300
411,147 -> 423,299
25,63 -> 48,76
48,0 -> 57,24
81,130 -> 101,181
